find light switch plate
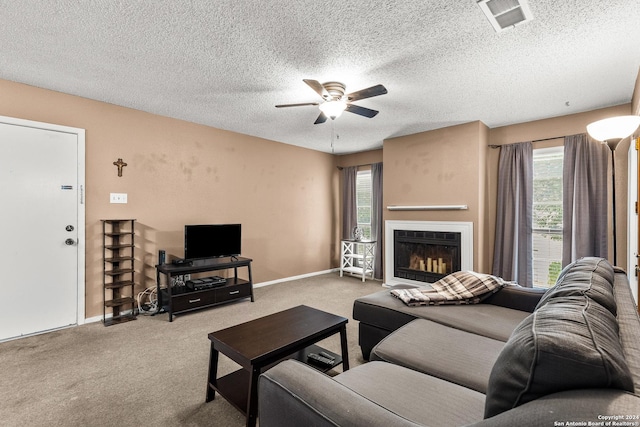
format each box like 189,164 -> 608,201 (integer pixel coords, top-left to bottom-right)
110,193 -> 128,204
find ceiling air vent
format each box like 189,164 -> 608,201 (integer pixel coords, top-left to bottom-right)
477,0 -> 533,32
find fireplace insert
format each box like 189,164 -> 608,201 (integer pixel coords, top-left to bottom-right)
394,230 -> 461,283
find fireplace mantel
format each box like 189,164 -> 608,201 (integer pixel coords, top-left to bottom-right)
387,205 -> 468,211
385,220 -> 473,287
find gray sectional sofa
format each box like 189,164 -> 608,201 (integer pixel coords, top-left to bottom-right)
258,257 -> 640,426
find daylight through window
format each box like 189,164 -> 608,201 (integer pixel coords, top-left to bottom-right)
532,146 -> 563,287
356,170 -> 372,241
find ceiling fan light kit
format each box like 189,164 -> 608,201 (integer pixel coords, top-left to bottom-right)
276,79 -> 387,124
318,99 -> 347,119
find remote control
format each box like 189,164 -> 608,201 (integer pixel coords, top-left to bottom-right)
307,353 -> 335,366
318,351 -> 335,361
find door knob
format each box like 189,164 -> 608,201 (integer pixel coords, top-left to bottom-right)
65,238 -> 76,246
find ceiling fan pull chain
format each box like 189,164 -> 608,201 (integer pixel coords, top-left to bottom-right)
331,121 -> 335,153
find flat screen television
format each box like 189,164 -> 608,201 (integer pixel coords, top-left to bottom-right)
184,224 -> 241,260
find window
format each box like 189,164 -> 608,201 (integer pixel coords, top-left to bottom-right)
356,170 -> 372,240
532,146 -> 563,287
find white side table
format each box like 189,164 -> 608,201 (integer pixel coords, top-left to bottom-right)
340,240 -> 376,282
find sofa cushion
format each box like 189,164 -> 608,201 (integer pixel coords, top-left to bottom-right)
371,318 -> 504,393
484,296 -> 634,418
259,360 -> 426,427
482,284 -> 546,313
335,361 -> 486,427
354,290 -> 530,342
535,257 -> 616,315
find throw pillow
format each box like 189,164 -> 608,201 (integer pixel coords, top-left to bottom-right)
535,257 -> 616,315
484,295 -> 633,418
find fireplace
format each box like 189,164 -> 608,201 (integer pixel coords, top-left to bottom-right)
385,221 -> 473,286
394,230 -> 461,283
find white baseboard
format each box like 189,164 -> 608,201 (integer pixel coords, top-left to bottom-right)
84,269 -> 339,323
85,314 -> 104,324
253,268 -> 339,288
85,309 -> 137,324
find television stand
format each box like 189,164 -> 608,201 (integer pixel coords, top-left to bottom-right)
156,256 -> 253,322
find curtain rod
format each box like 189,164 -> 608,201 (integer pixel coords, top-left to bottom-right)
336,162 -> 375,170
488,135 -> 565,148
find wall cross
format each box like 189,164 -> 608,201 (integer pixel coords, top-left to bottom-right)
113,158 -> 127,177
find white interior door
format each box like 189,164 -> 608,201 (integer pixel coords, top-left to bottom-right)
630,140 -> 639,307
0,117 -> 85,341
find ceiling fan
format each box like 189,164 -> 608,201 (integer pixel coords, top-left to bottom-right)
276,79 -> 388,124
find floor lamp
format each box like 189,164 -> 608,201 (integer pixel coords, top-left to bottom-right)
587,115 -> 640,266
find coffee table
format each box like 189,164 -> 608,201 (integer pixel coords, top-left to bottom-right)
205,305 -> 349,427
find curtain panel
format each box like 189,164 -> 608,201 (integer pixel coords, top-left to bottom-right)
371,163 -> 383,280
492,141 -> 533,287
341,166 -> 358,240
562,134 -> 608,266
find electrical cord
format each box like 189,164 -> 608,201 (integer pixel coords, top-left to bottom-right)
137,286 -> 158,315
137,276 -> 186,315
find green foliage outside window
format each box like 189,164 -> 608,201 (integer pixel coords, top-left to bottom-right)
533,153 -> 563,231
548,261 -> 562,286
533,204 -> 563,231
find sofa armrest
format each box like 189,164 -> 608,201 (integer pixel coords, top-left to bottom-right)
258,360 -> 422,427
483,285 -> 546,313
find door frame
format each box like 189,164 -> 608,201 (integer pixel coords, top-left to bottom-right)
0,115 -> 86,325
631,137 -> 640,310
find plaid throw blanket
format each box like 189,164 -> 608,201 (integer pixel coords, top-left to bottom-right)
390,271 -> 507,306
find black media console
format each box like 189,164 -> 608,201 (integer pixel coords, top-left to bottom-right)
155,256 -> 253,322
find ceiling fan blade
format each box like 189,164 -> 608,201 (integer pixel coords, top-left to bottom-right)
346,84 -> 387,102
314,112 -> 328,124
275,102 -> 319,108
345,104 -> 379,118
303,79 -> 330,99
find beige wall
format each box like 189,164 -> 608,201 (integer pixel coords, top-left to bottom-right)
0,79 -> 336,319
383,121 -> 490,273
381,105 -> 634,278
488,104 -> 632,270
3,71 -> 637,319
336,149 -> 383,168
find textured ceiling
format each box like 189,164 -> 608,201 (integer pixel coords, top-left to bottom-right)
1,1 -> 639,154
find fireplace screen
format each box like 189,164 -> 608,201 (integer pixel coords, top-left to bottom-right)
394,230 -> 461,283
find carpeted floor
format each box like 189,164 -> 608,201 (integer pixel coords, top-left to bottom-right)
0,272 -> 382,426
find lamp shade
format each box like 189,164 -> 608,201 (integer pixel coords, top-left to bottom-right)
319,100 -> 347,119
586,115 -> 640,142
